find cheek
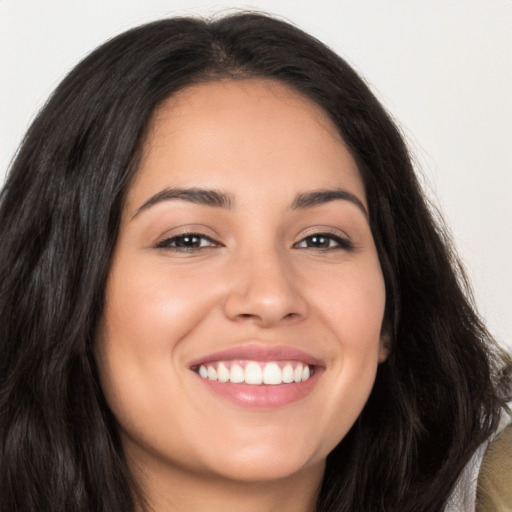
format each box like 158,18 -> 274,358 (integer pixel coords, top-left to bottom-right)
308,257 -> 386,345
301,260 -> 386,448
327,263 -> 386,389
94,258 -> 222,420
94,261 -> 223,467
101,259 -> 223,353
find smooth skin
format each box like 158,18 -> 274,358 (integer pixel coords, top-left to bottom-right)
95,79 -> 388,512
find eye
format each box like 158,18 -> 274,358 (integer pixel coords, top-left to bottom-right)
156,233 -> 220,251
294,233 -> 353,251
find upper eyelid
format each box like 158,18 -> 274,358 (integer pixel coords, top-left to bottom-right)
293,230 -> 356,251
296,227 -> 352,242
155,225 -> 222,241
153,226 -> 353,247
156,232 -> 220,248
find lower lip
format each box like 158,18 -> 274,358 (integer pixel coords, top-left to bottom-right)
194,369 -> 322,409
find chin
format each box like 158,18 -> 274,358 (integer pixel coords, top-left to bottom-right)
207,453 -> 324,483
195,433 -> 327,483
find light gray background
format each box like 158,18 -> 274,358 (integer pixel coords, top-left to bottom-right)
1,0 -> 511,351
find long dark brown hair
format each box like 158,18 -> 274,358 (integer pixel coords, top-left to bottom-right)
1,13 -> 510,512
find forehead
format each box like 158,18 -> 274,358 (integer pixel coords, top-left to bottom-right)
126,78 -> 365,213
152,78 -> 342,139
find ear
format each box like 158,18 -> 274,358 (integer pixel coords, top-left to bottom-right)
378,330 -> 392,363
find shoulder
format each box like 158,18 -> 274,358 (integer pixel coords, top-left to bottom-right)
476,418 -> 512,512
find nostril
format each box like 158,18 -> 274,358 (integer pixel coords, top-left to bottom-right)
222,284 -> 309,326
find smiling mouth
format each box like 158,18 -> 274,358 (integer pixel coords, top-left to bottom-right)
193,360 -> 315,385
189,345 -> 322,408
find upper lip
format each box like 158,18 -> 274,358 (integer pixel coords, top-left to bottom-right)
189,344 -> 323,368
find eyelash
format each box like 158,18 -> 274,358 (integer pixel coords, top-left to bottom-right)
155,231 -> 353,252
294,232 -> 354,252
156,232 -> 220,251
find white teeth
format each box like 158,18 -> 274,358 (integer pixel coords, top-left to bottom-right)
217,362 -> 230,382
199,365 -> 208,378
207,366 -> 217,380
230,363 -> 245,383
197,361 -> 314,385
262,362 -> 282,385
293,363 -> 303,383
282,363 -> 294,383
245,362 -> 263,384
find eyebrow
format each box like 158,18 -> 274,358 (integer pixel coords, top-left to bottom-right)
132,187 -> 235,218
291,189 -> 368,218
132,186 -> 368,219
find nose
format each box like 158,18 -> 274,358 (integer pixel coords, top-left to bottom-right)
222,248 -> 308,327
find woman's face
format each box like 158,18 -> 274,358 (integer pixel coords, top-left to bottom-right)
96,79 -> 388,485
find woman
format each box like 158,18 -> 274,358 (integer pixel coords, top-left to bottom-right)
0,13 -> 510,512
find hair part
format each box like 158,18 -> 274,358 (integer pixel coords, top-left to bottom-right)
1,12 -> 510,512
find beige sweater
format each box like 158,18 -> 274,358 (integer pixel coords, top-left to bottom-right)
476,424 -> 512,512
445,412 -> 511,512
